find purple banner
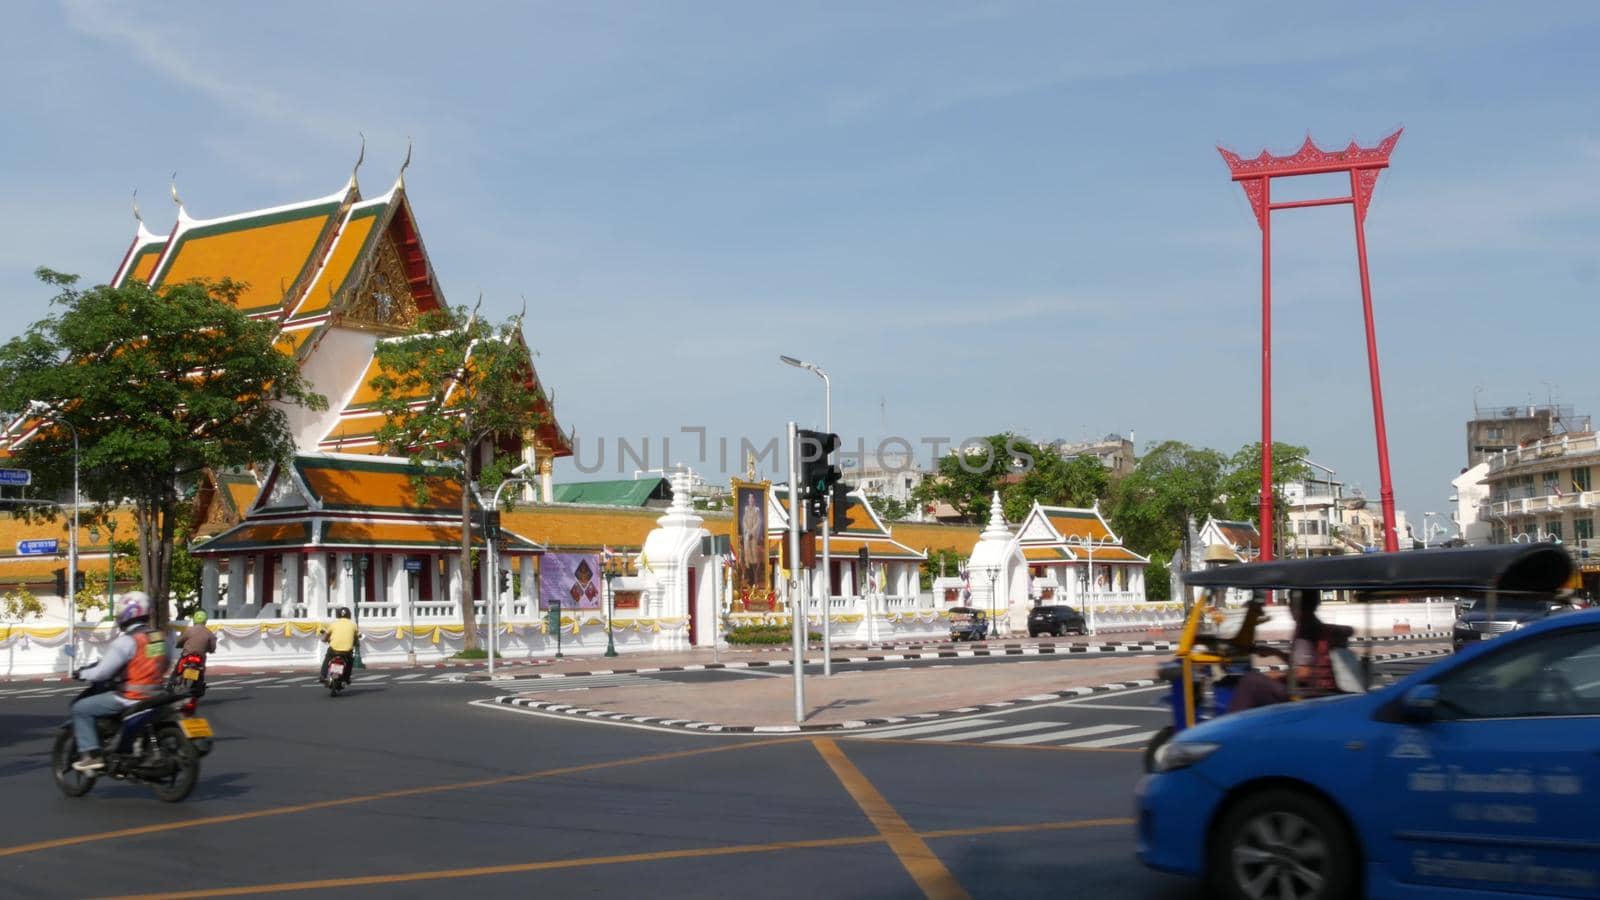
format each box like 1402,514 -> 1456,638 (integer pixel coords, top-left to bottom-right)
539,552 -> 603,609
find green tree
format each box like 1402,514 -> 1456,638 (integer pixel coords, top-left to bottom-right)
1107,441 -> 1227,600
1218,441 -> 1312,556
867,494 -> 917,523
369,306 -> 549,652
0,270 -> 324,625
913,434 -> 1110,524
920,549 -> 965,591
1001,449 -> 1110,521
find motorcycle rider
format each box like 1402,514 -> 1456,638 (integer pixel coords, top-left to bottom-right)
320,607 -> 359,686
69,593 -> 168,773
173,610 -> 217,712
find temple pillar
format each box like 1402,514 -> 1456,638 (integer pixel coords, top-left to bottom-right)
520,556 -> 536,616
335,552 -> 355,610
539,456 -> 554,503
388,553 -> 410,618
520,442 -> 539,504
226,554 -> 247,617
305,553 -> 329,619
280,553 -> 302,617
201,558 -> 220,617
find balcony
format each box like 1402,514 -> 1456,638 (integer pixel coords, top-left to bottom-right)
1486,432 -> 1600,474
1480,491 -> 1599,520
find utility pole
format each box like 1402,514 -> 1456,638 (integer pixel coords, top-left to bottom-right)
787,422 -> 806,724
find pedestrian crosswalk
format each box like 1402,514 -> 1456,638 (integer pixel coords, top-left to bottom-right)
860,716 -> 1158,750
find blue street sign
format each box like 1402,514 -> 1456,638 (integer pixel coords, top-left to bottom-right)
404,558 -> 424,573
0,468 -> 31,487
17,538 -> 59,556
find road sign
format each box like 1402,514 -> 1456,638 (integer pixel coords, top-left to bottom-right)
0,468 -> 31,487
17,538 -> 59,555
404,558 -> 424,573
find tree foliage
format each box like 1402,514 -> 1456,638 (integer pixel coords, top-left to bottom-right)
370,306 -> 548,650
913,434 -> 1111,524
0,270 -> 324,623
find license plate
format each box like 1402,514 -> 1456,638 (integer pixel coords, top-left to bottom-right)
182,668 -> 200,681
1480,632 -> 1499,640
178,718 -> 213,739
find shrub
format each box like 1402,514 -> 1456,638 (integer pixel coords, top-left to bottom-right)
725,624 -> 823,645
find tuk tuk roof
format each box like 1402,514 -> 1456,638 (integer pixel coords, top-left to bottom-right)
1182,544 -> 1573,598
947,606 -> 986,615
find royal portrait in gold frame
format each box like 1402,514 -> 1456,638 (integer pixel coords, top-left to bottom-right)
730,477 -> 772,611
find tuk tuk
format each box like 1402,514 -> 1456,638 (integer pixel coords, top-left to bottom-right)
1146,543 -> 1573,770
947,606 -> 990,642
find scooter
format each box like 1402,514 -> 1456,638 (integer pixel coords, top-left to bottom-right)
53,681 -> 209,803
166,653 -> 214,756
325,653 -> 352,697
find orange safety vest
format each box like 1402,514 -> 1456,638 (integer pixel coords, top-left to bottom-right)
120,628 -> 169,701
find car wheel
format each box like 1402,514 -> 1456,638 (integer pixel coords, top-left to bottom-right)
1142,726 -> 1174,774
1209,788 -> 1356,900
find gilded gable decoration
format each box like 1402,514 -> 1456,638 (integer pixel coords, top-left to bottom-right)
337,234 -> 420,332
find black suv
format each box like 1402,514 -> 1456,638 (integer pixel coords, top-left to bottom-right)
1028,605 -> 1087,637
1453,595 -> 1577,651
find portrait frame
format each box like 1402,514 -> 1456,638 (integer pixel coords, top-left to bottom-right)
730,477 -> 773,611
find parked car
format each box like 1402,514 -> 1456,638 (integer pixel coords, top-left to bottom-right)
1453,594 -> 1577,651
1027,604 -> 1086,637
1139,544 -> 1596,899
947,606 -> 989,642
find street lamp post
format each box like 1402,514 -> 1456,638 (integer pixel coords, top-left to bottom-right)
486,463 -> 535,677
601,553 -> 626,658
779,354 -> 833,676
1065,535 -> 1112,636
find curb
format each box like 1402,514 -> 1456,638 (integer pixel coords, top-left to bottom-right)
462,641 -> 1180,682
488,647 -> 1452,733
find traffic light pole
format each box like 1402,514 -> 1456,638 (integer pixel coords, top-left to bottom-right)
819,371 -> 832,677
787,423 -> 806,723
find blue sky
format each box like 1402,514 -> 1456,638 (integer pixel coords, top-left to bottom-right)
2,2 -> 1597,526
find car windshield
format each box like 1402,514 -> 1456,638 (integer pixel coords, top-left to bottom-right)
1468,596 -> 1554,614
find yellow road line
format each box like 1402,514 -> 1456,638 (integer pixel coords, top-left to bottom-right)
96,818 -> 1129,899
857,736 -> 1140,753
0,737 -> 803,860
97,834 -> 889,900
813,738 -> 970,900
921,817 -> 1134,840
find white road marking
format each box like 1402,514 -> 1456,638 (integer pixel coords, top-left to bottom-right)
1054,703 -> 1168,713
992,724 -> 1134,745
921,720 -> 1072,742
865,718 -> 1004,739
1066,729 -> 1159,748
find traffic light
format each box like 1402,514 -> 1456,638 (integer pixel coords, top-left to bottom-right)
497,569 -> 510,594
796,429 -> 841,531
830,482 -> 852,532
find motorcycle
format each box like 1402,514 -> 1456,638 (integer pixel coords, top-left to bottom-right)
325,652 -> 352,697
165,653 -> 214,756
53,681 -> 209,803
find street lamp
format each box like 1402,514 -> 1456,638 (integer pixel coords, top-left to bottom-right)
1422,512 -> 1440,549
486,462 -> 535,677
29,404 -> 80,661
779,354 -> 834,676
1064,534 -> 1115,636
601,552 -> 629,658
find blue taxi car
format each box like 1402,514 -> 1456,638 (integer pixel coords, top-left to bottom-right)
1138,545 -> 1599,900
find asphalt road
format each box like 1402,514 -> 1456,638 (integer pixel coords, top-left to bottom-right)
0,654 -> 1431,899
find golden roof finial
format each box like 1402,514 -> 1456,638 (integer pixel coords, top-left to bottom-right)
397,136 -> 412,186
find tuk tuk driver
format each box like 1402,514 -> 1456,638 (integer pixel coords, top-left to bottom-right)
1227,589 -> 1353,712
